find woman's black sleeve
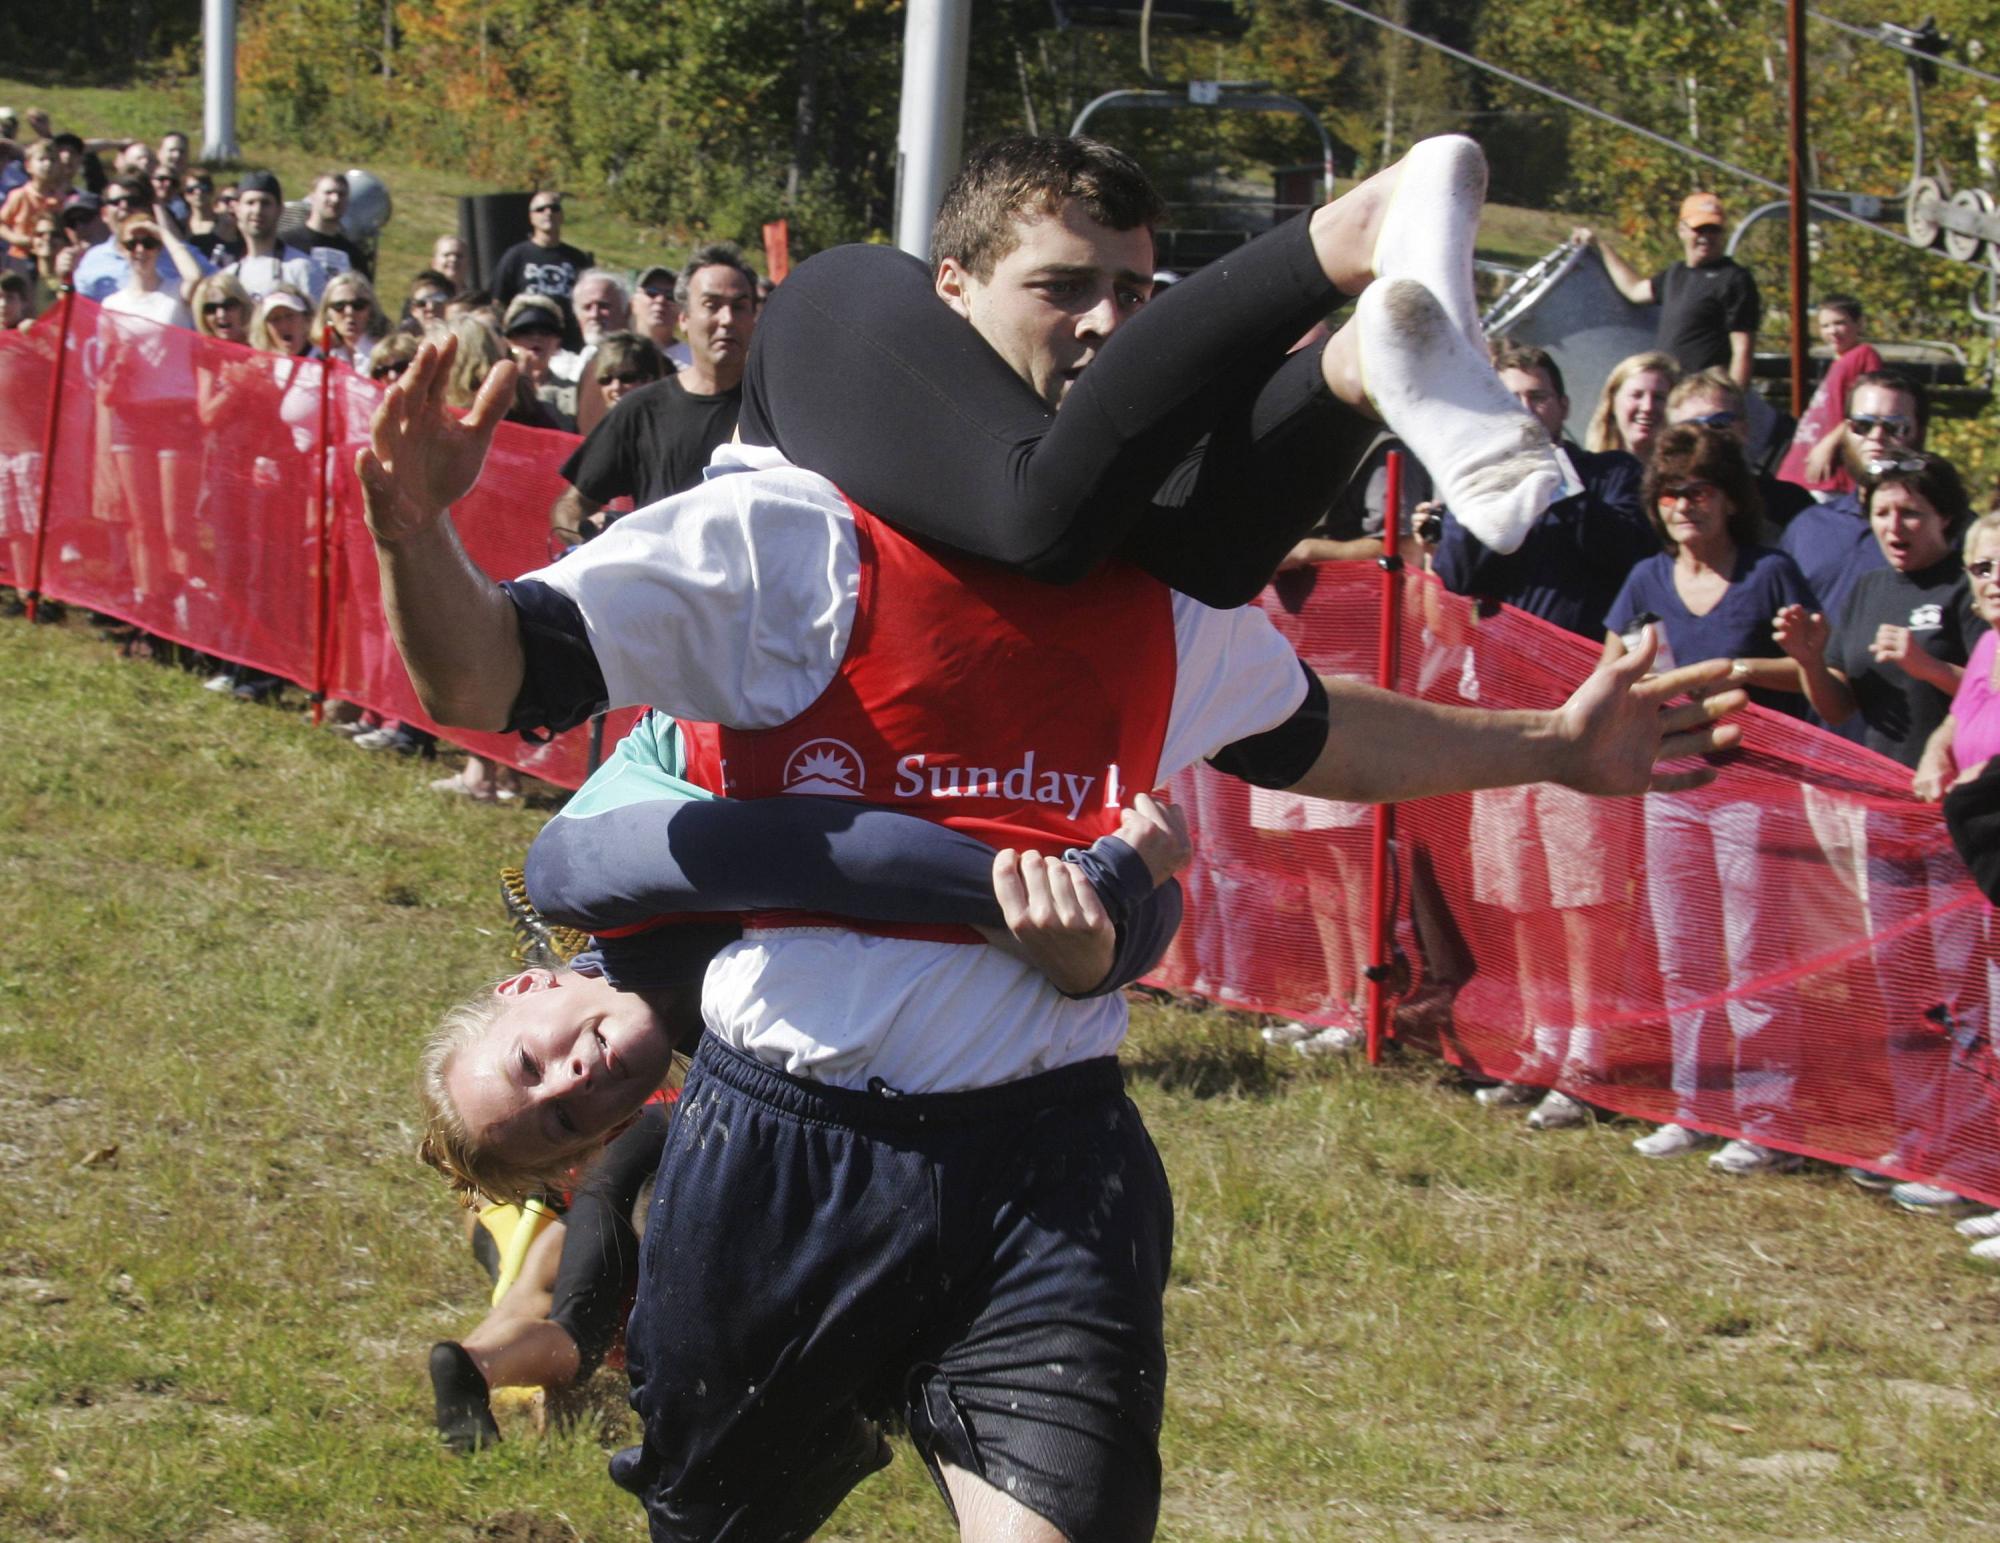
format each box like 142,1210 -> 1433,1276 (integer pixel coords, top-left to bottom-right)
737,214 -> 1349,604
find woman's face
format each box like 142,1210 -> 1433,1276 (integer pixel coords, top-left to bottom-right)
121,226 -> 162,289
184,179 -> 214,215
1870,483 -> 1952,574
599,359 -> 647,407
509,329 -> 560,381
445,970 -> 673,1167
328,287 -> 372,345
1968,529 -> 2000,627
409,287 -> 451,327
267,305 -> 309,354
1656,476 -> 1733,551
1615,370 -> 1671,457
202,293 -> 249,344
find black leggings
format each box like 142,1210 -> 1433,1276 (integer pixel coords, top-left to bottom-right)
737,213 -> 1380,608
549,1103 -> 669,1378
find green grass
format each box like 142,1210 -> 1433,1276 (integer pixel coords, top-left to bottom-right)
8,614 -> 2000,1540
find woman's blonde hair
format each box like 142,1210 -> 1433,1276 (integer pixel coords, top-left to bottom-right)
188,271 -> 253,340
1586,350 -> 1680,454
1964,510 -> 2000,563
311,270 -> 389,347
416,967 -> 604,1208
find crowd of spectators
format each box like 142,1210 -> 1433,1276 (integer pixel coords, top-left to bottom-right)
0,108 -> 766,809
5,117 -> 1999,1250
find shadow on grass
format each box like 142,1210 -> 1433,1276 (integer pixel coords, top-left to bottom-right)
1121,999 -> 1290,1100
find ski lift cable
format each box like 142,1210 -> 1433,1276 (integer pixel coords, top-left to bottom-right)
1315,0 -> 1942,260
1798,5 -> 2000,90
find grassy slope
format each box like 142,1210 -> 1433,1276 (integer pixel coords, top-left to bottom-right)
8,620 -> 2000,1542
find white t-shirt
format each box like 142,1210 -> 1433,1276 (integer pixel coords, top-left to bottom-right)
525,444 -> 1309,1092
229,247 -> 326,304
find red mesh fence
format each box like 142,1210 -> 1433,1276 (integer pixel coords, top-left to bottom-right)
0,296 -> 634,784
6,300 -> 1994,1201
1156,561 -> 1998,1205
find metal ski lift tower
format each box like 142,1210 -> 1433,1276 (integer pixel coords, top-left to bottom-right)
894,0 -> 974,261
202,0 -> 240,161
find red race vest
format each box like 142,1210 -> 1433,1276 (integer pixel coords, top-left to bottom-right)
679,497 -> 1177,941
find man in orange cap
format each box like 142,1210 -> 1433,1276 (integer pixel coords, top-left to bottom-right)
1573,190 -> 1761,390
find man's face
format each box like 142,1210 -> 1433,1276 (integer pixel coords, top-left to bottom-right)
1678,219 -> 1725,268
1669,389 -> 1748,445
1498,365 -> 1568,439
432,237 -> 466,283
1843,381 -> 1922,481
529,195 -> 563,241
572,276 -> 627,342
237,190 -> 279,240
937,200 -> 1153,409
681,263 -> 757,372
158,134 -> 187,174
633,280 -> 680,343
118,141 -> 153,177
310,176 -> 347,227
1817,306 -> 1860,354
444,970 -> 672,1168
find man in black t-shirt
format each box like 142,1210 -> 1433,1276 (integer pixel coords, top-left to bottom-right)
276,171 -> 370,282
492,190 -> 593,317
549,243 -> 760,544
1575,191 -> 1760,389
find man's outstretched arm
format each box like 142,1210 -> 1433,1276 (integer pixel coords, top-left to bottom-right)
356,335 -> 526,730
1286,627 -> 1746,805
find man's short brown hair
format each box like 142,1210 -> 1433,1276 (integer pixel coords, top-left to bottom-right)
931,135 -> 1166,281
1489,342 -> 1565,401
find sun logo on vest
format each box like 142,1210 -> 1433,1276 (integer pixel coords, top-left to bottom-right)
782,738 -> 867,796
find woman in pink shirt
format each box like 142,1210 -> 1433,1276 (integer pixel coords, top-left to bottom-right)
1915,512 -> 2000,800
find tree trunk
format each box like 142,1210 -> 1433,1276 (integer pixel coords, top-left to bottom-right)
788,0 -> 821,209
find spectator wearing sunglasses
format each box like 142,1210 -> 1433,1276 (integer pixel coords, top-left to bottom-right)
1666,369 -> 1813,530
631,263 -> 690,368
149,165 -> 188,227
559,332 -> 666,529
491,190 -> 593,343
399,268 -> 455,334
180,172 -> 243,267
1780,372 -> 1928,634
74,177 -> 216,301
312,270 -> 389,369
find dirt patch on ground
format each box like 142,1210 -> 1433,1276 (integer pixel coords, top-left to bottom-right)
470,1512 -> 580,1543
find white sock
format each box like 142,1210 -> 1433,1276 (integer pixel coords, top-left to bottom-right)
1358,278 -> 1560,557
1372,134 -> 1487,349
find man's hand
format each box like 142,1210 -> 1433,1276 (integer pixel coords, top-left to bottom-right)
1116,792 -> 1191,888
1554,626 -> 1747,796
1773,604 -> 1828,665
1802,431 -> 1842,484
356,334 -> 517,546
992,849 -> 1115,996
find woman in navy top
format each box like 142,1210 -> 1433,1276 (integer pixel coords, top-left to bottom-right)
1602,425 -> 1817,1176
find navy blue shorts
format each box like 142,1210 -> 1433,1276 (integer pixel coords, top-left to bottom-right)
612,1035 -> 1174,1543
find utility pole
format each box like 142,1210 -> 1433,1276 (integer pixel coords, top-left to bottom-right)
1787,0 -> 1809,413
893,0 -> 973,262
202,0 -> 240,161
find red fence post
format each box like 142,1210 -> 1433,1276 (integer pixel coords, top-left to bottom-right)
308,331 -> 337,726
24,287 -> 78,623
1364,450 -> 1407,1064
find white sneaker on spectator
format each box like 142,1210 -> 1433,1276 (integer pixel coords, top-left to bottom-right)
1892,1182 -> 1980,1217
1295,1025 -> 1365,1057
1259,1021 -> 1314,1047
352,728 -> 400,751
1474,1081 -> 1538,1107
1955,1212 -> 2000,1239
202,673 -> 235,693
1527,1090 -> 1589,1130
1969,1236 -> 2000,1263
1632,1123 -> 1711,1159
1708,1139 -> 1802,1176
